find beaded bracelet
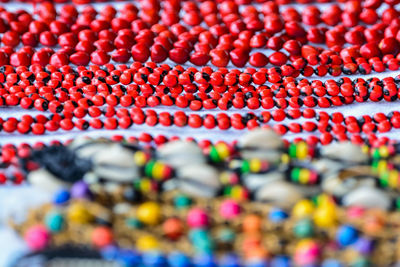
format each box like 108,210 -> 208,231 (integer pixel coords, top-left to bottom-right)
10,129 -> 400,267
2,125 -> 397,186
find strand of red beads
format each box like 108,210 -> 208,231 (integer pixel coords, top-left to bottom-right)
1,62 -> 400,112
1,105 -> 399,146
0,1 -> 400,73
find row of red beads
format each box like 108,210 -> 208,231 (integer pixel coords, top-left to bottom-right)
0,63 -> 399,111
1,1 -> 400,70
2,105 -> 400,137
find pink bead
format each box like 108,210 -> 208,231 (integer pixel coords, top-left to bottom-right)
187,208 -> 209,228
294,242 -> 320,266
347,206 -> 365,219
219,199 -> 241,219
24,225 -> 50,251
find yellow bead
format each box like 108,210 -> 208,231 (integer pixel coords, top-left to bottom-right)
137,202 -> 161,225
296,142 -> 308,160
216,143 -> 230,160
140,179 -> 152,193
281,154 -> 290,164
220,172 -> 230,184
231,185 -> 242,200
296,238 -> 315,250
379,146 -> 389,158
315,194 -> 332,206
377,160 -> 387,175
361,145 -> 369,154
313,203 -> 336,228
292,199 -> 314,218
136,235 -> 159,251
249,159 -> 262,173
299,169 -> 310,184
152,162 -> 164,180
389,170 -> 398,188
67,202 -> 92,224
134,151 -> 147,166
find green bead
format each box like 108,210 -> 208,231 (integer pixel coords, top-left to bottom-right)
145,160 -> 155,178
45,211 -> 65,233
293,219 -> 314,238
125,218 -> 143,228
173,194 -> 192,209
209,146 -> 221,163
223,187 -> 232,196
350,257 -> 371,267
380,172 -> 389,187
289,144 -> 297,158
372,149 -> 380,159
241,161 -> 250,174
216,228 -> 235,243
291,168 -> 301,182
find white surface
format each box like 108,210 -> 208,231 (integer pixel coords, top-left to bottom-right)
1,1 -> 400,266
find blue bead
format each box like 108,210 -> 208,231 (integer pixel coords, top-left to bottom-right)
193,253 -> 217,267
219,253 -> 241,267
142,251 -> 166,267
116,249 -> 141,267
168,251 -> 191,267
53,189 -> 70,205
353,237 -> 373,255
322,259 -> 344,267
268,208 -> 288,223
270,256 -> 291,267
244,259 -> 269,267
101,245 -> 120,261
336,225 -> 359,246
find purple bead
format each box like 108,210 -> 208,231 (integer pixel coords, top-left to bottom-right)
70,181 -> 91,199
353,237 -> 373,255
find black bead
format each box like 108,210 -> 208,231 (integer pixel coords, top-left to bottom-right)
123,187 -> 142,203
82,76 -> 91,84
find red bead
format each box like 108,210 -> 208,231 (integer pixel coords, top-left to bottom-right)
379,37 -> 400,55
131,43 -> 150,63
50,52 -> 69,67
91,50 -> 110,65
169,48 -> 189,64
269,52 -> 288,66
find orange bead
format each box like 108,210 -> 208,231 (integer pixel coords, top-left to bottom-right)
163,217 -> 184,240
245,246 -> 268,260
242,214 -> 262,233
91,226 -> 113,248
241,233 -> 262,253
363,211 -> 385,234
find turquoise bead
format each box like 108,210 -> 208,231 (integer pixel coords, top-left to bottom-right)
125,218 -> 143,229
216,228 -> 235,243
45,211 -> 65,232
189,229 -> 214,253
173,194 -> 192,209
350,257 -> 371,267
293,219 -> 314,238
